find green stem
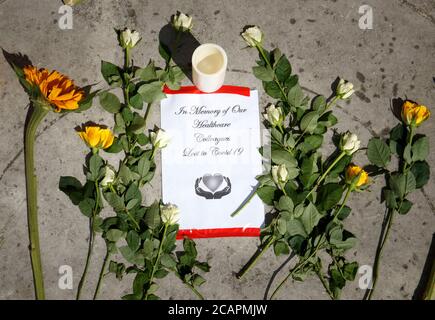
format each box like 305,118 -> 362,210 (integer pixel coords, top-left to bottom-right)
24,104 -> 48,300
145,223 -> 168,300
76,217 -> 95,299
184,281 -> 204,300
123,47 -> 131,107
270,186 -> 352,299
125,208 -> 140,231
305,151 -> 346,200
366,124 -> 414,300
93,247 -> 110,300
316,269 -> 335,299
76,181 -> 100,300
237,236 -> 274,279
143,103 -> 153,127
256,45 -> 288,103
365,208 -> 395,300
231,188 -> 257,217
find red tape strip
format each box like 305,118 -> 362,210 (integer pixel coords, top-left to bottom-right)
177,227 -> 260,239
163,85 -> 251,96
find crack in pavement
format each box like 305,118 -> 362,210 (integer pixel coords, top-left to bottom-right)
399,0 -> 435,25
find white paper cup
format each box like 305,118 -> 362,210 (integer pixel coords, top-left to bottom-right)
192,43 -> 227,93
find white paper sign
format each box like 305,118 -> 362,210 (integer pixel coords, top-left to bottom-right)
161,87 -> 264,237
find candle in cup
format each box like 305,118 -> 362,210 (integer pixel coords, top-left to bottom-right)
196,52 -> 224,74
192,43 -> 227,93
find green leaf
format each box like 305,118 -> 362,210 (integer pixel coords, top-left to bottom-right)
367,138 -> 391,168
286,219 -> 308,238
410,161 -> 430,189
299,135 -> 323,154
118,164 -> 132,184
127,113 -> 146,134
101,61 -> 121,85
300,111 -> 319,134
271,149 -> 298,167
137,61 -> 157,82
252,65 -> 274,81
106,229 -> 124,242
256,186 -> 278,205
192,274 -> 206,287
78,198 -> 95,217
88,154 -> 103,181
300,202 -> 322,235
343,262 -> 359,281
183,238 -> 198,258
126,198 -> 139,210
263,81 -> 282,99
273,240 -> 290,256
274,55 -> 292,82
390,123 -> 405,141
403,144 -> 412,164
113,113 -> 126,134
277,195 -> 294,212
383,189 -> 397,209
130,94 -> 143,110
412,136 -> 429,162
317,183 -> 344,211
99,92 -> 121,113
389,172 -> 416,198
398,199 -> 413,215
144,202 -> 160,229
160,253 -> 177,269
104,192 -> 125,211
138,81 -> 166,103
337,205 -> 351,220
127,230 -> 140,252
288,84 -> 304,109
119,246 -> 144,265
105,137 -> 123,153
125,183 -> 141,202
137,157 -> 151,177
312,95 -> 326,113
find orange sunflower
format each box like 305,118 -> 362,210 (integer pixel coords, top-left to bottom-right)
23,66 -> 84,112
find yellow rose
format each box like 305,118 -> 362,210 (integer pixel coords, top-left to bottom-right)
401,100 -> 430,127
78,126 -> 114,150
345,164 -> 369,188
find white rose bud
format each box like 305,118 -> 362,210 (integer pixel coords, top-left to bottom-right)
264,104 -> 284,127
340,131 -> 361,155
160,203 -> 180,225
241,26 -> 263,47
119,28 -> 141,49
336,78 -> 355,99
171,12 -> 193,32
271,164 -> 289,189
150,129 -> 170,149
100,165 -> 116,188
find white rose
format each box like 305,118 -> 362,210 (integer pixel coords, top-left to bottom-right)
172,12 -> 193,32
241,26 -> 263,47
119,28 -> 141,49
150,129 -> 170,149
336,78 -> 355,99
160,203 -> 180,225
271,164 -> 289,189
100,165 -> 116,188
264,104 -> 284,127
340,131 -> 360,155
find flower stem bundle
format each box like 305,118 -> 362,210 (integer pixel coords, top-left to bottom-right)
235,25 -> 368,299
364,99 -> 430,300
